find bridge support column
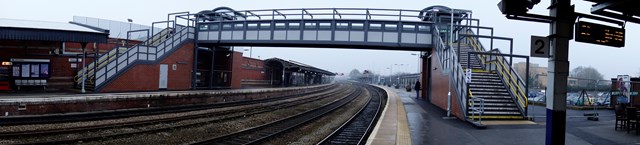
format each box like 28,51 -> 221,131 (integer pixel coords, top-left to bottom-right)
546,0 -> 574,145
421,51 -> 431,101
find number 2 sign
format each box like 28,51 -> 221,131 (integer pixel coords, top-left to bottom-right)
530,36 -> 549,58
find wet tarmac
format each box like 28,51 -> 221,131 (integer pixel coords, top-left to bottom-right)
384,86 -> 640,145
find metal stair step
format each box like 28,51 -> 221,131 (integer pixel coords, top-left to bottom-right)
468,107 -> 519,111
470,88 -> 508,92
479,103 -> 517,107
470,78 -> 502,82
471,73 -> 498,76
471,75 -> 500,79
468,84 -> 505,88
468,111 -> 522,115
469,81 -> 503,85
473,98 -> 514,103
471,92 -> 511,96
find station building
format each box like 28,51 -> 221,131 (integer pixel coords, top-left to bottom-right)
0,16 -> 335,93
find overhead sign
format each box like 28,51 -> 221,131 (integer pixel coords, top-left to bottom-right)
530,36 -> 549,58
575,21 -> 625,47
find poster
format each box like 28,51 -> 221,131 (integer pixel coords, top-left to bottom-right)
40,64 -> 49,78
12,66 -> 20,77
21,64 -> 29,77
31,64 -> 39,78
617,75 -> 631,103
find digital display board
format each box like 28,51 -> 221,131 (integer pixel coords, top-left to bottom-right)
575,21 -> 625,47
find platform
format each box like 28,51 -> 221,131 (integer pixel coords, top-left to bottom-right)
375,85 -> 640,145
367,85 -> 412,145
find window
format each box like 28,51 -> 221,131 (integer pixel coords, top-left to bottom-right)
260,23 -> 271,29
336,23 -> 349,30
234,23 -> 244,29
289,22 -> 300,29
199,24 -> 209,30
210,24 -> 219,30
304,22 -> 317,29
222,24 -> 233,30
319,23 -> 331,29
385,24 -> 398,31
275,23 -> 286,29
402,24 -> 416,31
247,23 -> 258,29
369,23 -> 382,30
418,25 -> 430,32
351,23 -> 364,30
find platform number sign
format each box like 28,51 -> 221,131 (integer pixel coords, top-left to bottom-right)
530,36 -> 549,58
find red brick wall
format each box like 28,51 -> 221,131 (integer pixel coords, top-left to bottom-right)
0,40 -> 97,90
230,52 -> 243,89
240,57 -> 266,80
429,50 -> 463,119
99,42 -> 194,92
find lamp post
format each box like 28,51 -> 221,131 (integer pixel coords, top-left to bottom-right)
127,19 -> 133,46
411,53 -> 422,73
244,46 -> 253,58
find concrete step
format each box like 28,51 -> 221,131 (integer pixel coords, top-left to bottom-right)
468,81 -> 503,86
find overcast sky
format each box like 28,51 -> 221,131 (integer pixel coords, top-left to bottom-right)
3,0 -> 638,78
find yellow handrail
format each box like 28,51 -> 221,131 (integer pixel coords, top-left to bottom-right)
465,34 -> 528,108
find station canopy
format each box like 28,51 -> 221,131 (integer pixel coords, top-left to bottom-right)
0,18 -> 108,43
265,58 -> 335,76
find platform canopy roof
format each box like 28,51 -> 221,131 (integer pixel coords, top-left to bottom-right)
0,18 -> 108,43
265,58 -> 335,76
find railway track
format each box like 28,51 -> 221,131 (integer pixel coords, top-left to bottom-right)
318,85 -> 386,145
189,84 -> 366,145
0,84 -> 336,126
2,84 -> 353,144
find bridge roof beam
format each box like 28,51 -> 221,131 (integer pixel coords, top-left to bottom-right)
273,10 -> 286,19
302,9 -> 314,19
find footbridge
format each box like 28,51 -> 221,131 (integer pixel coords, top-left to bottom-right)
195,8 -> 435,51
73,6 -> 530,124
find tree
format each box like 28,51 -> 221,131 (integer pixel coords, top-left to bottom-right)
570,66 -> 604,89
349,69 -> 361,79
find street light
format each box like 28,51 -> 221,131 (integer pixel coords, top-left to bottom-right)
244,46 -> 253,58
411,53 -> 422,73
127,19 -> 133,47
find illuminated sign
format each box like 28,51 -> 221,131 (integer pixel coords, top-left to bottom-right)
575,21 -> 625,47
1,62 -> 11,66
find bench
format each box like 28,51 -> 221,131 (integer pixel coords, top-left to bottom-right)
15,79 -> 47,91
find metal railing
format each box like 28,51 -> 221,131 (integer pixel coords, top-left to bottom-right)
197,8 -> 440,22
464,29 -> 528,115
94,26 -> 195,89
433,26 -> 469,118
470,97 -> 485,123
73,27 -> 174,84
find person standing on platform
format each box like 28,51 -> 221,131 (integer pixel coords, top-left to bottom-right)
414,80 -> 421,99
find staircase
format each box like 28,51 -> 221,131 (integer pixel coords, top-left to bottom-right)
460,44 -> 523,119
426,8 -> 528,123
74,24 -> 194,91
459,33 -> 527,120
